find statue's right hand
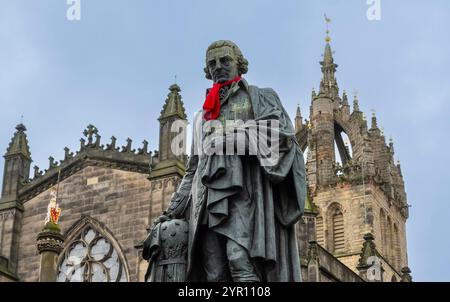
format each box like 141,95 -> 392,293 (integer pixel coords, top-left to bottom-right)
167,192 -> 189,218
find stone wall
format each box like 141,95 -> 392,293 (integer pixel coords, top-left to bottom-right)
16,166 -> 152,282
370,184 -> 408,273
313,182 -> 407,277
313,184 -> 369,259
0,208 -> 22,277
148,175 -> 180,223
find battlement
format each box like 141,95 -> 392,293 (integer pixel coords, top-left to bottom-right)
16,124 -> 156,203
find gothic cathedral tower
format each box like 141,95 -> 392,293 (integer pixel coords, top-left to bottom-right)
296,38 -> 410,282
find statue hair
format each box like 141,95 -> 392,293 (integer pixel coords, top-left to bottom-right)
203,40 -> 249,80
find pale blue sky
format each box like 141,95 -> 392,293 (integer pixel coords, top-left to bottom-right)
1,0 -> 449,281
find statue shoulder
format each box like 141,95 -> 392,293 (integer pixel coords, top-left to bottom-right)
248,86 -> 282,110
248,85 -> 280,99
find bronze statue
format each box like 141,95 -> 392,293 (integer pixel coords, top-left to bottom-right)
144,40 -> 306,282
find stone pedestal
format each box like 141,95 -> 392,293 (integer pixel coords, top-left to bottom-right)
36,224 -> 65,282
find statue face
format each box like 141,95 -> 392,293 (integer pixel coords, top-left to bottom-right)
206,46 -> 239,84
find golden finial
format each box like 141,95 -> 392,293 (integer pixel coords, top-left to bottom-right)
307,121 -> 312,129
324,14 -> 332,43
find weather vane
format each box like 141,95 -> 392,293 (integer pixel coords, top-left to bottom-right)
324,14 -> 332,43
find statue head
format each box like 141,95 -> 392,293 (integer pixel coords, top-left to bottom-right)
204,40 -> 249,83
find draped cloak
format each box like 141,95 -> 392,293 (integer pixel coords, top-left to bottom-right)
164,80 -> 306,282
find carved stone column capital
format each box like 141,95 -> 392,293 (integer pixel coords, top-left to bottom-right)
36,230 -> 65,254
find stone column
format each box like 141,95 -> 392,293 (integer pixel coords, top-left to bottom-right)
36,224 -> 65,282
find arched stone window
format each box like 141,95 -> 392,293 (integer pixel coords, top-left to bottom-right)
56,216 -> 129,282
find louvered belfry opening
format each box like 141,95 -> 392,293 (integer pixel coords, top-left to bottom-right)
332,209 -> 345,253
316,216 -> 325,246
394,224 -> 401,271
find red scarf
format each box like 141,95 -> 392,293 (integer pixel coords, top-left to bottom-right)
203,75 -> 242,120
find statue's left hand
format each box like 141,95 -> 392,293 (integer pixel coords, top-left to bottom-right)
152,211 -> 173,227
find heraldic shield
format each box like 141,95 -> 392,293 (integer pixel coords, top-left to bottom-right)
143,218 -> 188,282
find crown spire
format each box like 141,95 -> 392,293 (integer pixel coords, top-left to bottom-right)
318,15 -> 339,100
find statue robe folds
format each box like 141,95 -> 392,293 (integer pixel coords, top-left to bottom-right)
166,82 -> 306,282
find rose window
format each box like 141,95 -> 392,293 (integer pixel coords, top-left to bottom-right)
57,226 -> 128,282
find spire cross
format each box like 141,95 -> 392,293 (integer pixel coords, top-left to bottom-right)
83,125 -> 98,145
